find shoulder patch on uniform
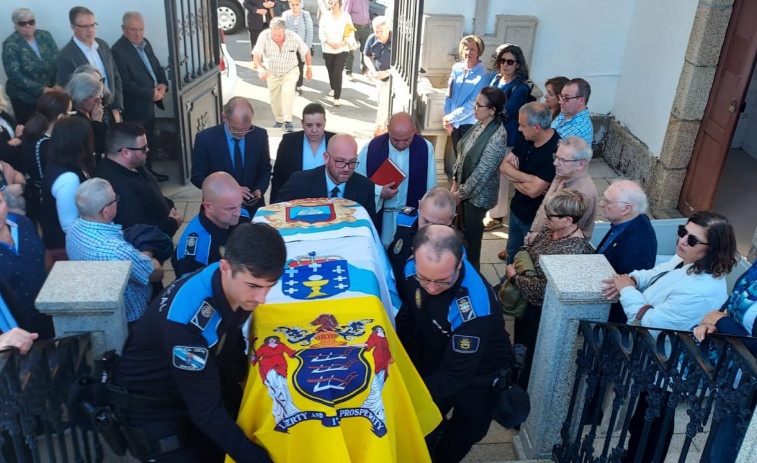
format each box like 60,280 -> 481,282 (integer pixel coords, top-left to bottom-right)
393,238 -> 403,255
401,206 -> 416,215
172,346 -> 209,371
184,232 -> 199,256
456,296 -> 476,322
452,335 -> 480,354
190,301 -> 215,330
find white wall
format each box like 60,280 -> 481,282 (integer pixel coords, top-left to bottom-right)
0,1 -> 169,96
424,0 -> 699,156
612,0 -> 698,156
423,0 -> 636,116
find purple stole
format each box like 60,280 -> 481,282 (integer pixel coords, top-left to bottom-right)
365,134 -> 429,211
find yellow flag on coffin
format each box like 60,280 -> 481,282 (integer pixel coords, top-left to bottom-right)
229,296 -> 441,463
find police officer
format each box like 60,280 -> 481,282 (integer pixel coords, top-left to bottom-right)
113,222 -> 286,462
387,187 -> 456,295
398,224 -> 513,463
172,172 -> 251,278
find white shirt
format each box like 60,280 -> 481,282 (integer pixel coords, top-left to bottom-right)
356,138 -> 436,247
73,36 -> 108,88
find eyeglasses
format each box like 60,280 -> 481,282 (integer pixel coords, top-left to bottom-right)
74,22 -> 98,30
332,159 -> 359,169
122,145 -> 149,153
101,194 -> 120,212
412,269 -> 458,288
474,102 -> 491,110
559,94 -> 583,102
677,224 -> 708,247
553,153 -> 582,163
17,19 -> 36,27
599,196 -> 629,206
499,58 -> 517,66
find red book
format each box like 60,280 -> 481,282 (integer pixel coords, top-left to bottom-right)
369,158 -> 406,186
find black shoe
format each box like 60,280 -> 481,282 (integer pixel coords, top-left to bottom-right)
150,170 -> 169,182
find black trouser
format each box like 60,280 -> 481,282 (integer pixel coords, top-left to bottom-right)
10,98 -> 36,125
462,201 -> 487,270
513,302 -> 542,389
451,124 -> 473,156
345,24 -> 372,74
296,51 -> 304,88
622,390 -> 674,463
427,385 -> 493,463
323,52 -> 348,99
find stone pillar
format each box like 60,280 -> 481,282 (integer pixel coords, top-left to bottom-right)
737,408 -> 757,462
514,254 -> 615,460
35,261 -> 131,356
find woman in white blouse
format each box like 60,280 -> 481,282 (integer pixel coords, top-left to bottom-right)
282,0 -> 313,94
318,0 -> 354,107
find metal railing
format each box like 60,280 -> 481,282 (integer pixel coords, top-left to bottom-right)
1,334 -> 99,463
553,321 -> 757,463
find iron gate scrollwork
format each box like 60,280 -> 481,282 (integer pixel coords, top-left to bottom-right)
164,0 -> 223,184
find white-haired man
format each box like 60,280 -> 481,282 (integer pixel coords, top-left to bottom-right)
597,179 -> 657,322
66,178 -> 163,323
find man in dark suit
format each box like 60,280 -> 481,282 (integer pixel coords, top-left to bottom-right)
111,11 -> 169,181
244,0 -> 275,52
191,97 -> 272,215
56,6 -> 123,124
271,103 -> 335,202
277,134 -> 377,224
596,180 -> 657,323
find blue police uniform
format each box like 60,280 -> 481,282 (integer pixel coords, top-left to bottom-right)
387,208 -> 418,295
114,263 -> 271,463
172,208 -> 250,278
398,257 -> 513,463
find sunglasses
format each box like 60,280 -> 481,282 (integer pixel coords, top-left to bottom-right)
677,224 -> 708,247
17,19 -> 36,27
499,58 -> 517,66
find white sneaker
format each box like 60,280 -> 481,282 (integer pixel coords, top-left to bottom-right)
333,99 -> 341,107
328,90 -> 335,97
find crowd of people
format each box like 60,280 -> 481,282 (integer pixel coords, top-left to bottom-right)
0,5 -> 755,463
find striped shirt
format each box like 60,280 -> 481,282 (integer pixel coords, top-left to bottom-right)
252,29 -> 309,77
66,218 -> 153,322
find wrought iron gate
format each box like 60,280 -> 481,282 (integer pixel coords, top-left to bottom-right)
164,0 -> 223,184
390,0 -> 424,117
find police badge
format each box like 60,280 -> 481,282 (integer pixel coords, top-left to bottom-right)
392,239 -> 403,255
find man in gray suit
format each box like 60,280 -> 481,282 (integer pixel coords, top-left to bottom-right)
56,6 -> 123,124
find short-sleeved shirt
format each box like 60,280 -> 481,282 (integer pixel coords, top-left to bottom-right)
509,131 -> 560,224
66,218 -> 153,322
363,33 -> 392,72
252,29 -> 309,77
551,108 -> 593,146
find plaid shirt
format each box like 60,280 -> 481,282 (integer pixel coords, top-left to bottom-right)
252,29 -> 309,77
65,218 -> 153,322
551,108 -> 594,146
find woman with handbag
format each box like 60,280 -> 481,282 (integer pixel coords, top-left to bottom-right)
450,86 -> 507,270
504,189 -> 593,388
601,211 -> 738,463
318,0 -> 354,107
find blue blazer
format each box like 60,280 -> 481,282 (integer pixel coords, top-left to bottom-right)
598,213 -> 657,323
190,124 -> 272,194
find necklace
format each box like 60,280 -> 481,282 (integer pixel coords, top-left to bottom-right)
551,225 -> 580,241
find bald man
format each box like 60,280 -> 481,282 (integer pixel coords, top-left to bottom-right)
172,172 -> 250,278
399,224 -> 513,463
357,112 -> 436,246
278,133 -> 377,224
596,179 -> 657,322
